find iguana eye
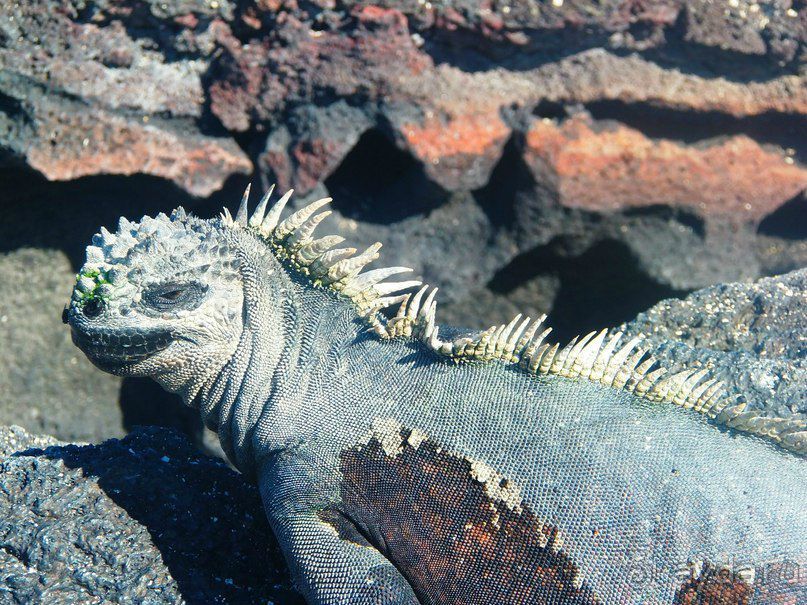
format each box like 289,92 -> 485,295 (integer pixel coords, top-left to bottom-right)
161,289 -> 184,301
143,282 -> 207,312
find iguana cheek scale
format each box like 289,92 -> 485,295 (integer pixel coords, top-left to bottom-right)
67,185 -> 807,604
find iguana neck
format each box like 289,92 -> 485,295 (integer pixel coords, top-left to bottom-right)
191,245 -> 372,474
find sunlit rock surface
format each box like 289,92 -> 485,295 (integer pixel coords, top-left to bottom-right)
0,0 -> 804,446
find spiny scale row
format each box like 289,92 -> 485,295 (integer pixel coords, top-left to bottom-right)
385,291 -> 734,416
233,186 -> 806,456
229,185 -> 422,309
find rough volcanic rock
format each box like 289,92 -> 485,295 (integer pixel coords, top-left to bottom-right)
372,0 -> 804,69
0,424 -> 63,457
0,425 -> 302,605
1,0 -> 805,293
200,0 -> 806,317
0,0 -> 251,196
1,0 -> 805,446
523,113 -> 807,222
618,268 -> 807,419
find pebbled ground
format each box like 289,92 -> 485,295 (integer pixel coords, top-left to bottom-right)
0,425 -> 302,605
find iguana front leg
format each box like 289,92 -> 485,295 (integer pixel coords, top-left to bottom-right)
258,459 -> 421,605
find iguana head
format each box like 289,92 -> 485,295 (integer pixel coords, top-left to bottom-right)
66,207 -> 248,393
66,186 -> 422,400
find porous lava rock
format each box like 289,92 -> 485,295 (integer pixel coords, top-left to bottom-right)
618,268 -> 807,419
0,425 -> 302,605
0,0 -> 251,196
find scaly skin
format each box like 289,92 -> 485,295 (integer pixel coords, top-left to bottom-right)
67,191 -> 806,604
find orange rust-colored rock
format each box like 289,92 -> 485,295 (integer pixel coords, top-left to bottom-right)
26,109 -> 252,197
403,112 -> 510,162
401,111 -> 511,190
524,115 -> 807,222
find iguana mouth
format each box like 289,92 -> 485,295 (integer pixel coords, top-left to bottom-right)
70,328 -> 174,367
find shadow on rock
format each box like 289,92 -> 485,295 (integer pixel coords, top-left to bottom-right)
120,377 -> 203,446
2,426 -> 302,604
0,167 -> 248,270
489,237 -> 689,343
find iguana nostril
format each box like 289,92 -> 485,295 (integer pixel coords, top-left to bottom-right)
62,306 -> 69,324
83,298 -> 104,318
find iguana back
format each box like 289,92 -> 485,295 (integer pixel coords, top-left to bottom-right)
260,315 -> 805,604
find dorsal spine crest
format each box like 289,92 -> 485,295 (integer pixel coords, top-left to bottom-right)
228,186 -> 807,457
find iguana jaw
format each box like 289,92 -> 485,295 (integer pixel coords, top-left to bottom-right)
69,324 -> 175,374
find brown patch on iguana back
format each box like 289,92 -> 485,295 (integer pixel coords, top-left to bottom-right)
751,560 -> 807,604
322,421 -> 598,605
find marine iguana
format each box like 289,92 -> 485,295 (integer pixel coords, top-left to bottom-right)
66,186 -> 806,604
